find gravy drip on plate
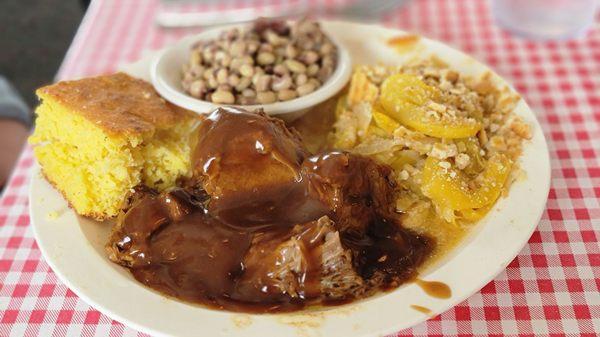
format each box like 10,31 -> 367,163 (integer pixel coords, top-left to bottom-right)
415,279 -> 452,299
107,107 -> 433,313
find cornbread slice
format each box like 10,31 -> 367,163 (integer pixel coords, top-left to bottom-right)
29,73 -> 197,220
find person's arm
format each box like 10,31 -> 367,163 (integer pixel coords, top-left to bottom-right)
0,119 -> 29,186
0,76 -> 32,187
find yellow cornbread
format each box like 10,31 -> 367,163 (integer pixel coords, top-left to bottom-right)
29,73 -> 197,220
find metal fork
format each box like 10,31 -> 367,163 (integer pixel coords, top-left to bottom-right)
155,0 -> 409,28
335,0 -> 408,21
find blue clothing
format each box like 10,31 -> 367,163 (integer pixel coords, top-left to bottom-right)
0,76 -> 31,127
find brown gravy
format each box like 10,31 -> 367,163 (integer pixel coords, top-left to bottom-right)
107,107 -> 434,313
410,305 -> 432,314
415,279 -> 451,299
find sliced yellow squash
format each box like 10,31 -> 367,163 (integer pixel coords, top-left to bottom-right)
380,73 -> 481,139
421,154 -> 512,210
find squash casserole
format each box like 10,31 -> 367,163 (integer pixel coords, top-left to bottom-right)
29,73 -> 196,220
331,59 -> 531,256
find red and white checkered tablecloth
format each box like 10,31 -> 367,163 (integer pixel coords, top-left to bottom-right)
1,0 -> 599,336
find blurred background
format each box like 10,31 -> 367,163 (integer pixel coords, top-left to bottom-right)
1,1 -> 87,106
1,0 -> 598,107
2,0 -> 599,105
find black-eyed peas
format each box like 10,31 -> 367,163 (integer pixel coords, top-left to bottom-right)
182,19 -> 337,104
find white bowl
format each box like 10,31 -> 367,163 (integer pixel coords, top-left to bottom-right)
151,24 -> 352,121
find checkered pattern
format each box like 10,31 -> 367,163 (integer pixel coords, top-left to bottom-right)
1,0 -> 599,336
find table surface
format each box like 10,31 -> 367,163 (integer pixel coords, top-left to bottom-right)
1,0 -> 599,336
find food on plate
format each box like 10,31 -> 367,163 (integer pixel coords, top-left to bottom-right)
29,73 -> 196,220
29,19 -> 533,314
181,19 -> 338,104
386,34 -> 421,53
379,73 -> 481,138
107,107 -> 432,312
191,107 -> 327,227
331,60 -> 531,253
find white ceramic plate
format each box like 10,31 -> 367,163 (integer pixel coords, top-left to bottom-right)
30,21 -> 550,337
